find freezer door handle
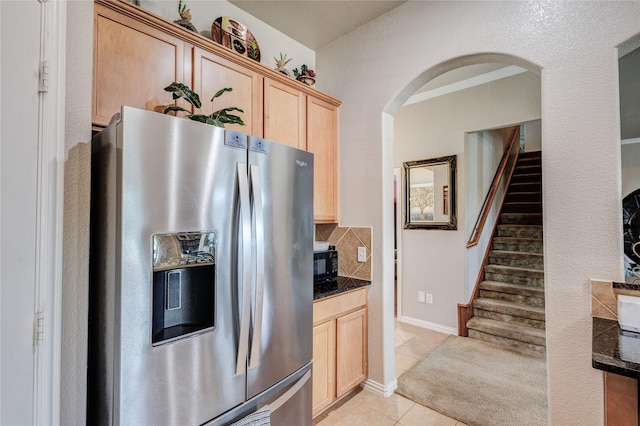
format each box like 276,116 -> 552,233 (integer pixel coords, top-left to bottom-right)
269,370 -> 311,413
249,164 -> 265,370
236,162 -> 252,376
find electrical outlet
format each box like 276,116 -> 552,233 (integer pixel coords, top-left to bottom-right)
357,246 -> 366,263
426,293 -> 433,304
418,291 -> 426,303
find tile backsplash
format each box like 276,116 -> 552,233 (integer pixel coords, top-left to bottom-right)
591,279 -> 640,319
315,224 -> 372,281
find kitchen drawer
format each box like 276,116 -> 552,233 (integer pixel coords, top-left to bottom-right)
313,287 -> 367,325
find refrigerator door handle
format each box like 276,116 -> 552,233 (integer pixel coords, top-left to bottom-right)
249,164 -> 265,370
236,162 -> 252,376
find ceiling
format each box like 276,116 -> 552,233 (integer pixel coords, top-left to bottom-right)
228,0 -> 407,50
227,1 -> 531,105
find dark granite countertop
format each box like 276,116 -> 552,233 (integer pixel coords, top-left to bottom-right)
614,280 -> 640,290
313,276 -> 371,300
593,317 -> 640,379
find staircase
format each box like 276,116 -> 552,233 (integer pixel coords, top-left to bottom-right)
466,151 -> 545,357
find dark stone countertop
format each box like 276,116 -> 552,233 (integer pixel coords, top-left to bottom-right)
593,317 -> 640,379
313,276 -> 371,301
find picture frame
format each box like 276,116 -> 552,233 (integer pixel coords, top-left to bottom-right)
403,155 -> 457,230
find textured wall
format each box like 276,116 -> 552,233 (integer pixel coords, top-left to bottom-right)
317,1 -> 640,423
61,2 -> 93,424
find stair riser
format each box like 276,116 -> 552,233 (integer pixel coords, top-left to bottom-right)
502,203 -> 542,213
468,330 -> 546,357
478,289 -> 545,307
488,254 -> 544,269
479,281 -> 544,298
504,192 -> 542,203
492,241 -> 543,254
513,165 -> 541,175
484,271 -> 544,287
515,162 -> 541,170
508,182 -> 542,193
473,308 -> 546,329
496,226 -> 543,239
499,214 -> 542,225
473,300 -> 545,321
510,173 -> 542,184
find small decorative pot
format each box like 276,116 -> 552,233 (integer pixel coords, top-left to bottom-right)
297,76 -> 315,86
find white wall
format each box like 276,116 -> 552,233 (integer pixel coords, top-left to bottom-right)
318,1 -> 638,423
1,2 -> 41,423
621,142 -> 640,198
139,0 -> 315,74
464,127 -> 514,300
524,120 -> 542,152
393,73 -> 540,330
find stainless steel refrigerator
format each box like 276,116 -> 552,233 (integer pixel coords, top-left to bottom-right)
88,106 -> 314,425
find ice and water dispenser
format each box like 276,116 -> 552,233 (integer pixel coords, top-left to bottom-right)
151,232 -> 216,345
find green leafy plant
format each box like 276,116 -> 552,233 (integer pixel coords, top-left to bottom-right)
163,82 -> 245,128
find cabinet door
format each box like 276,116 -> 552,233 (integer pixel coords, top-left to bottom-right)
93,4 -> 186,127
307,96 -> 338,223
604,372 -> 638,426
264,79 -> 306,149
336,308 -> 367,397
192,47 -> 263,135
312,320 -> 336,417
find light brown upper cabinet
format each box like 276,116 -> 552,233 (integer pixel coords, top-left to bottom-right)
307,97 -> 339,223
93,0 -> 340,222
264,79 -> 306,149
193,48 -> 263,136
93,3 -> 187,128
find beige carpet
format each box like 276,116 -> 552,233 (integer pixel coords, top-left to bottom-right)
396,335 -> 548,426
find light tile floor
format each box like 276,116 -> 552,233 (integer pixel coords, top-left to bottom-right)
313,320 -> 466,426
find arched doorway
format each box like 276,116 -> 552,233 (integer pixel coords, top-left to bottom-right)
383,53 -> 543,384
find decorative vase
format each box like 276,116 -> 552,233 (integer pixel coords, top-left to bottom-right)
174,19 -> 198,33
297,75 -> 315,86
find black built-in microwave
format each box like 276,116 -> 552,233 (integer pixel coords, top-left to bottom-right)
313,250 -> 338,282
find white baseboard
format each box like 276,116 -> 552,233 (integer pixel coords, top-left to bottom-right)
397,315 -> 457,335
361,378 -> 397,397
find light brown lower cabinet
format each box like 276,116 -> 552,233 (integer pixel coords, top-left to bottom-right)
312,288 -> 368,417
604,372 -> 638,426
